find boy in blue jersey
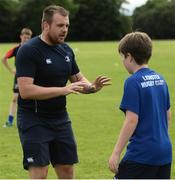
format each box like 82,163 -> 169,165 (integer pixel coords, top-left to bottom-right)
16,5 -> 111,179
108,32 -> 172,179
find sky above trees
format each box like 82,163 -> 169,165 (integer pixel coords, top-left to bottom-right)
122,0 -> 148,15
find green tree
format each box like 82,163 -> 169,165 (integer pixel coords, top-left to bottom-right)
69,0 -> 131,41
15,0 -> 78,37
0,0 -> 131,42
133,0 -> 175,39
0,0 -> 18,42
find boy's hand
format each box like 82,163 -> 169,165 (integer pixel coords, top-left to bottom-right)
108,153 -> 120,174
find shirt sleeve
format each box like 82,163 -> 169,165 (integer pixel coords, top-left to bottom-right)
60,43 -> 80,76
16,44 -> 38,78
120,78 -> 140,115
4,46 -> 18,59
70,50 -> 80,75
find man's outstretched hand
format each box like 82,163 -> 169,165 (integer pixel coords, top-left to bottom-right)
91,76 -> 111,92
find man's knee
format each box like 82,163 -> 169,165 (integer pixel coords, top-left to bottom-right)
60,165 -> 73,173
29,166 -> 48,179
55,164 -> 74,178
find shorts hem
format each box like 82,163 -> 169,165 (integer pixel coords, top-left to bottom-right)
52,160 -> 79,167
24,162 -> 50,171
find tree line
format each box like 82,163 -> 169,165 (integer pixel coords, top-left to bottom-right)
0,0 -> 174,42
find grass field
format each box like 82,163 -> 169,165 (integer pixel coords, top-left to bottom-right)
0,41 -> 175,178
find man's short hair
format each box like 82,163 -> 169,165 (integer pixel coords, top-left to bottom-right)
42,5 -> 69,24
118,32 -> 152,65
20,28 -> 32,36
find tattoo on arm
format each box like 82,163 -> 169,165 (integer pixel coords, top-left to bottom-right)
86,84 -> 96,93
75,74 -> 80,81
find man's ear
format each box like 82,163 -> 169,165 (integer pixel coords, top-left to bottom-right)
43,21 -> 50,32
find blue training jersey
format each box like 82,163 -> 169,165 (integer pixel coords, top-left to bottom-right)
120,68 -> 172,165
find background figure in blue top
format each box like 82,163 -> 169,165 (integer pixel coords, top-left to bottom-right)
16,5 -> 111,179
108,32 -> 172,179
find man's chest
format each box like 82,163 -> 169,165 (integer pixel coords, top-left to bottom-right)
37,48 -> 73,78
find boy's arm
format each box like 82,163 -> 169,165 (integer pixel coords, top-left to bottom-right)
2,56 -> 15,74
108,110 -> 138,174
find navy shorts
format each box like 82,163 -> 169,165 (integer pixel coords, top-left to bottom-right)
17,109 -> 78,170
115,160 -> 171,179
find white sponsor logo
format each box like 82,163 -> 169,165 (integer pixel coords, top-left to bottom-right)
65,56 -> 70,62
27,157 -> 34,163
46,58 -> 52,64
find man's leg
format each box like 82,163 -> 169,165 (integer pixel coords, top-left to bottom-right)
54,164 -> 74,179
50,121 -> 78,179
29,166 -> 49,179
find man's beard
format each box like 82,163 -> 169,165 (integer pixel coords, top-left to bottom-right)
48,33 -> 65,45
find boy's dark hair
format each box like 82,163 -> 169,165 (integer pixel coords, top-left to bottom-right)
42,5 -> 69,24
20,28 -> 32,36
118,32 -> 152,65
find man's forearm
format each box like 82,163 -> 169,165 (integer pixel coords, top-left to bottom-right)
19,84 -> 68,100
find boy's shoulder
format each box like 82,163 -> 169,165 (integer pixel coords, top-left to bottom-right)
125,68 -> 156,86
125,72 -> 139,84
127,68 -> 161,82
125,68 -> 168,90
124,75 -> 138,89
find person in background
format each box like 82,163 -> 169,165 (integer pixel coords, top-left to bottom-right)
2,28 -> 32,127
16,5 -> 111,179
108,32 -> 172,179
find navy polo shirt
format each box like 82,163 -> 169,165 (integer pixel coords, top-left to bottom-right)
16,36 -> 80,117
120,68 -> 172,165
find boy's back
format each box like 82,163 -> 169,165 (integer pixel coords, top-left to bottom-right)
120,67 -> 171,165
109,32 -> 172,179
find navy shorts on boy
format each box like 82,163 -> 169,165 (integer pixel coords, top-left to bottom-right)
17,108 -> 78,170
115,160 -> 171,179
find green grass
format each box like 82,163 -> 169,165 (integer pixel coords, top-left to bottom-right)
0,41 -> 175,178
